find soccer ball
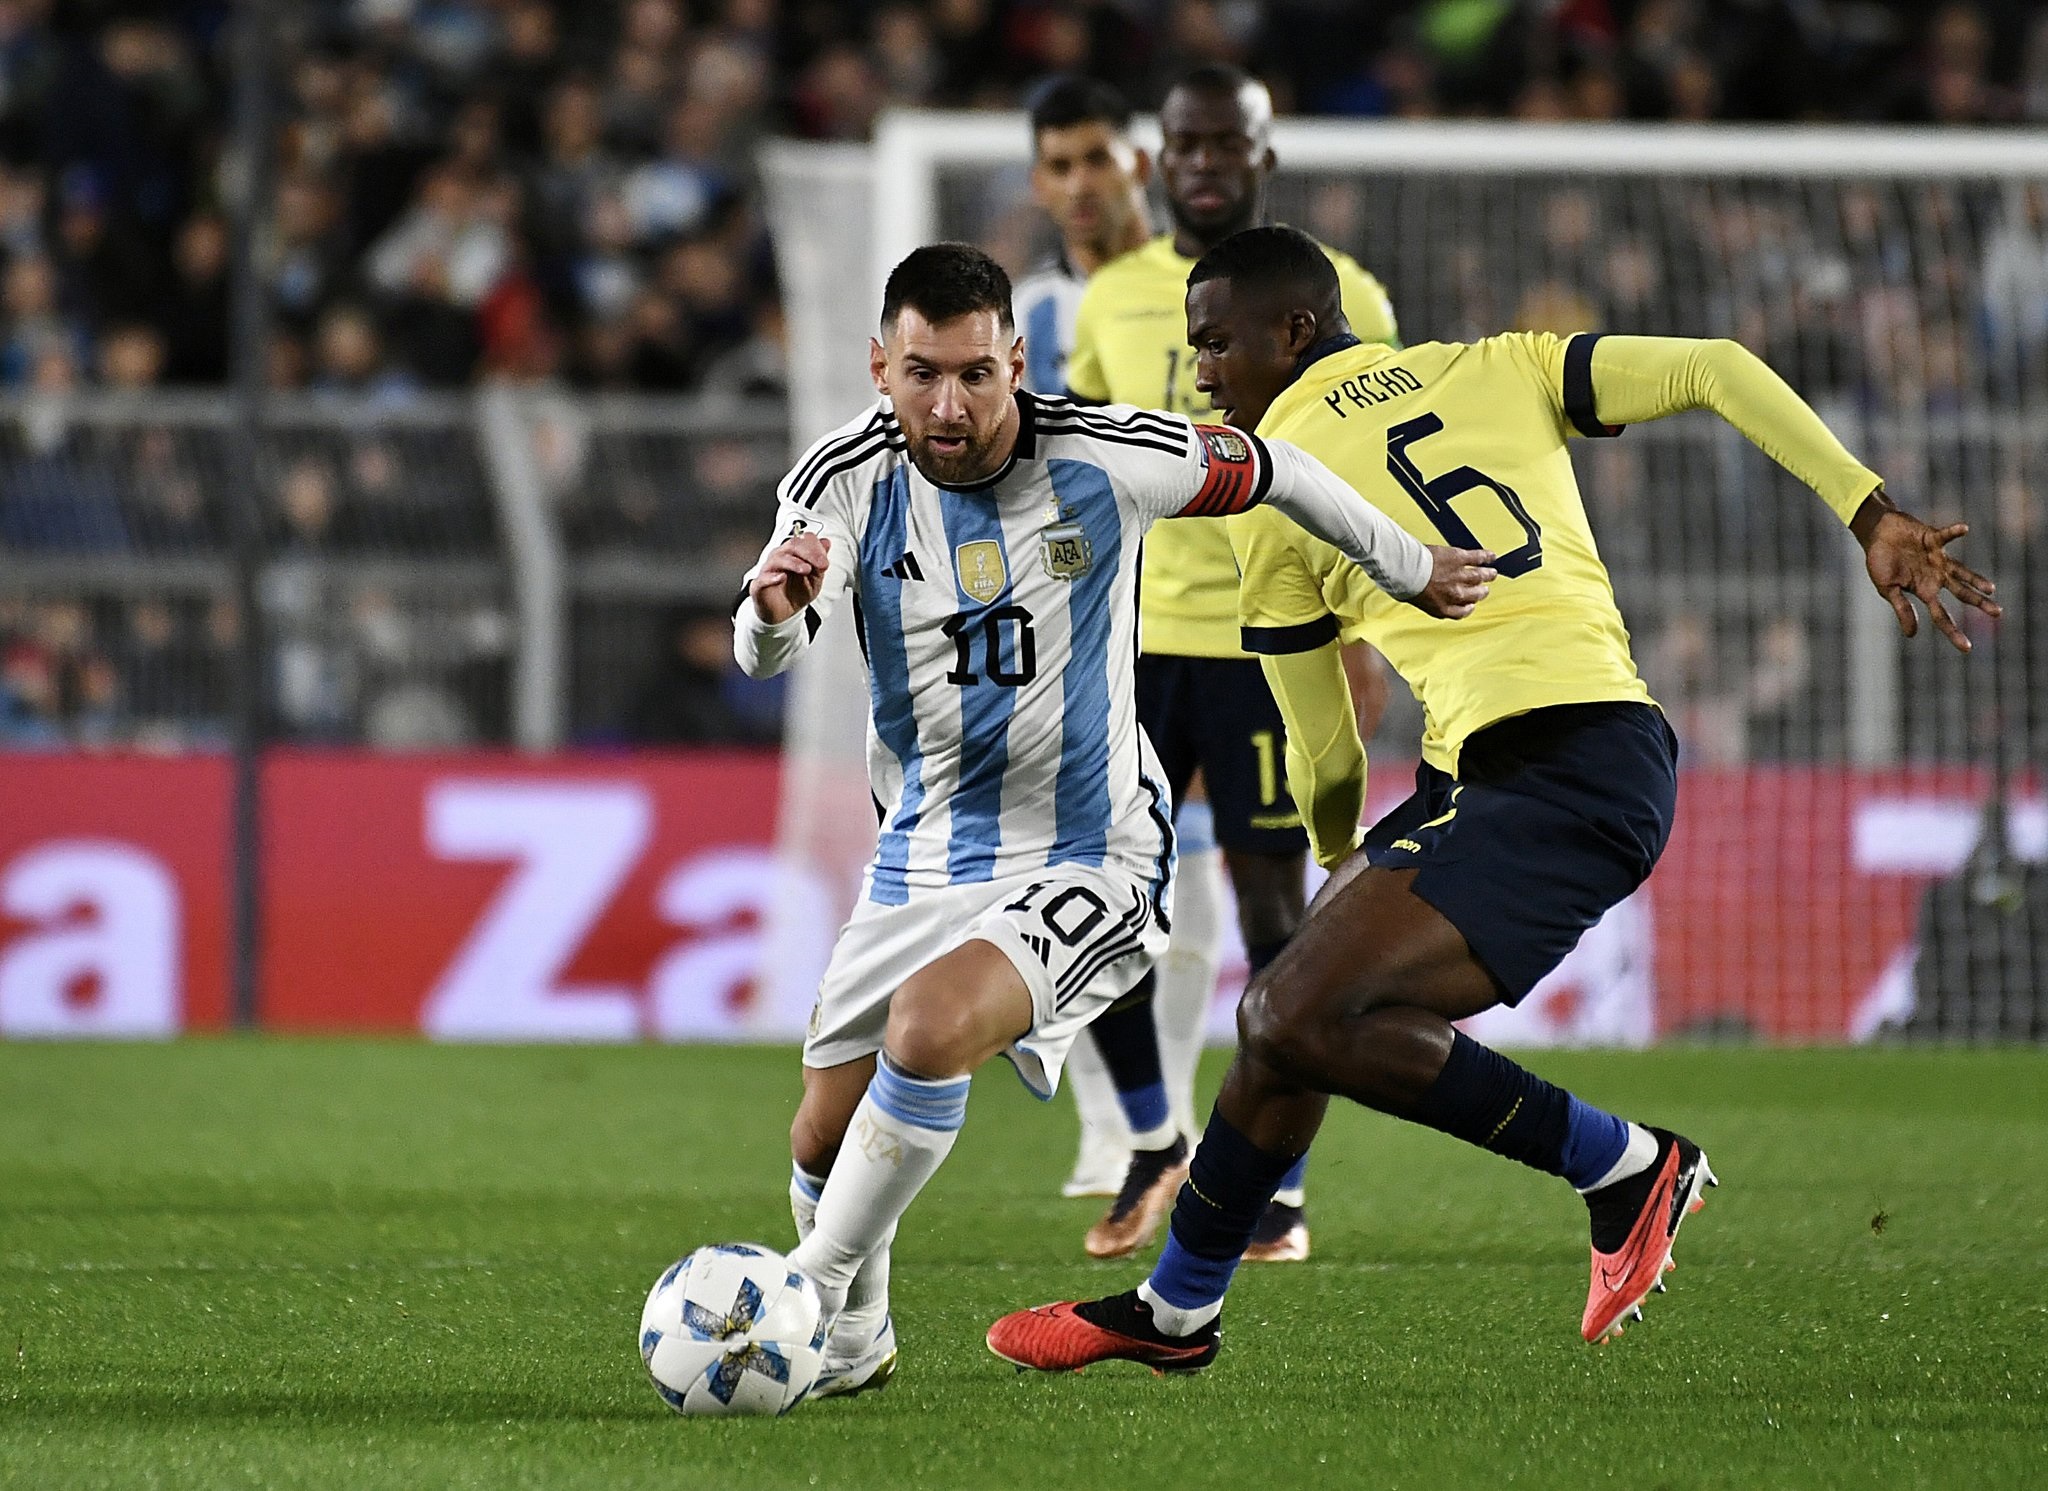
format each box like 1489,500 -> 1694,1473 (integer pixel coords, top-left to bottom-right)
639,1243 -> 826,1416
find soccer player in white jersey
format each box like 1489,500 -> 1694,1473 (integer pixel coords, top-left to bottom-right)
1014,77 -> 1153,398
735,242 -> 1495,1397
1015,76 -> 1231,1206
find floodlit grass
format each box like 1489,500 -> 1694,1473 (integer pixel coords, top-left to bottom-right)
2,1040 -> 2044,1489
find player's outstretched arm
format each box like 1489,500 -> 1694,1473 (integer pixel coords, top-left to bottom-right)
1574,335 -> 1999,653
1850,490 -> 2001,654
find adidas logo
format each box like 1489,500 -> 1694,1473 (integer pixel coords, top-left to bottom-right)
882,552 -> 924,581
1021,933 -> 1052,965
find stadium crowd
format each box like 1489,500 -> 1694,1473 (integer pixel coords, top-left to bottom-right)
1,0 -> 2044,752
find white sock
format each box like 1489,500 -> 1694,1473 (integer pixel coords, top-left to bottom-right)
1063,1035 -> 1134,1172
1127,1113 -> 1180,1153
1137,1279 -> 1221,1336
789,1159 -> 825,1241
1578,1122 -> 1659,1194
792,1159 -> 892,1354
1156,842 -> 1224,1141
788,1056 -> 969,1318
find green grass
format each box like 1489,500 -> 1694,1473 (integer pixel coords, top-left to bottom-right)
2,1042 -> 2045,1490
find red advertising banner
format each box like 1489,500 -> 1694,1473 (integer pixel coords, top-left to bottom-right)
0,752 -> 2027,1042
0,754 -> 231,1036
259,749 -> 787,1038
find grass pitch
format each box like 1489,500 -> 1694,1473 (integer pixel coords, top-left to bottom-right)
2,1041 -> 2045,1490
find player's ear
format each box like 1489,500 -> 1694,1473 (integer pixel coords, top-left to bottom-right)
1131,147 -> 1152,187
1007,333 -> 1026,385
868,335 -> 888,394
1285,309 -> 1319,358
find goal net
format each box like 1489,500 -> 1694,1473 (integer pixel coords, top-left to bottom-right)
763,117 -> 2048,1046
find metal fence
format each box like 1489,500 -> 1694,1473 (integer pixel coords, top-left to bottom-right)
0,389 -> 788,755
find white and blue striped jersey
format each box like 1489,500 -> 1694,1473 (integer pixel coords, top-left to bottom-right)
1013,254 -> 1086,396
737,392 -> 1272,910
736,391 -> 1436,910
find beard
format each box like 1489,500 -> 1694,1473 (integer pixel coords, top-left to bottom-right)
907,420 -> 1009,487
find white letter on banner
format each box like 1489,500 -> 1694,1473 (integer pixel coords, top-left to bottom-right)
421,781 -> 649,1041
0,841 -> 180,1037
645,848 -> 779,1041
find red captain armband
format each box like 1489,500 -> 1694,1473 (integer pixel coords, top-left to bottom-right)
1177,424 -> 1273,517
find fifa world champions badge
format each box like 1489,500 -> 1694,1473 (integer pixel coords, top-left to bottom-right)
954,540 -> 1006,604
1041,521 -> 1092,581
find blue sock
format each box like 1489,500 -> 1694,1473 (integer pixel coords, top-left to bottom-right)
1145,1106 -> 1301,1311
1088,974 -> 1172,1141
1410,1031 -> 1628,1189
1276,1154 -> 1307,1192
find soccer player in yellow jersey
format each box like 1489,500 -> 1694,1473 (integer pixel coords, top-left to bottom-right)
1060,64 -> 1399,1264
989,226 -> 2000,1371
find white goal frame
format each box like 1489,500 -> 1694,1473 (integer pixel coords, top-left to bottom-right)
868,113 -> 2048,767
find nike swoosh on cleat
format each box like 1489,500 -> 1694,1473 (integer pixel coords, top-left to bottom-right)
1594,1151 -> 1680,1292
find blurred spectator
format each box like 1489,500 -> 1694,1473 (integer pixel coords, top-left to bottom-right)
623,603 -> 778,745
160,213 -> 230,385
97,323 -> 165,391
312,304 -> 418,404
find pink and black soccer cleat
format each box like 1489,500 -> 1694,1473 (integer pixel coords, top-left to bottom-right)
1581,1128 -> 1717,1343
987,1292 -> 1219,1375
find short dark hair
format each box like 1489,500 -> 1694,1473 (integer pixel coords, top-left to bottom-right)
1170,62 -> 1258,102
1187,226 -> 1340,315
1028,74 -> 1132,142
880,242 -> 1015,334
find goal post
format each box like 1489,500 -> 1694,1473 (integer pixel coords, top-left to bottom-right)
764,115 -> 2048,1045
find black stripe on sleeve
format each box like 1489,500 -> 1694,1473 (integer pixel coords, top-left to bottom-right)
1245,430 -> 1275,506
1563,333 -> 1623,438
1241,613 -> 1341,655
803,607 -> 822,641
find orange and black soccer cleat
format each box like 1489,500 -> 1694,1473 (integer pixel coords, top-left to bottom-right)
1083,1138 -> 1188,1259
1241,1199 -> 1310,1263
1581,1128 -> 1717,1344
987,1292 -> 1220,1375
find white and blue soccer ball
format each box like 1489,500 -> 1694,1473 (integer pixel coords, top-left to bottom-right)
639,1243 -> 826,1416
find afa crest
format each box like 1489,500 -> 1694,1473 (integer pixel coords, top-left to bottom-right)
1041,521 -> 1092,581
1200,426 -> 1251,465
954,540 -> 1007,604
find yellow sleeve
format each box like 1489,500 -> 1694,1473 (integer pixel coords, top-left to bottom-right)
1064,278 -> 1111,401
1333,252 -> 1400,348
1228,505 -> 1364,868
1262,644 -> 1368,870
1560,333 -> 1882,525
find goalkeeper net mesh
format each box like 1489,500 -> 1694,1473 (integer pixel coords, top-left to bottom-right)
764,118 -> 2048,1045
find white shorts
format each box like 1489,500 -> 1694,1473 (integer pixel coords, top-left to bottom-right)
803,863 -> 1168,1098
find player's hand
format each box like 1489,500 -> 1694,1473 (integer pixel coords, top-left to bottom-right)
749,533 -> 832,624
1854,502 -> 1999,654
1409,546 -> 1497,620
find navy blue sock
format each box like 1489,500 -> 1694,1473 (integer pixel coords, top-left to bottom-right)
1410,1031 -> 1628,1188
1088,973 -> 1171,1138
1145,1106 -> 1302,1309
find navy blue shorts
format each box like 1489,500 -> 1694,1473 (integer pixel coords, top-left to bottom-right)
1362,702 -> 1678,1003
1136,653 -> 1308,855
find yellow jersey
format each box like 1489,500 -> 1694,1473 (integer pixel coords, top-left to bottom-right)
1231,332 -> 1883,865
1066,232 -> 1399,657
